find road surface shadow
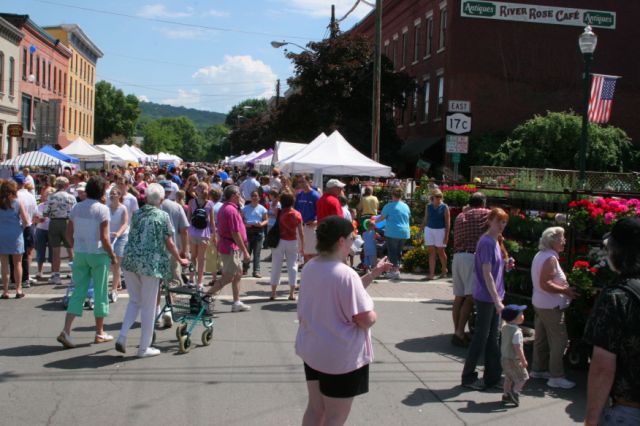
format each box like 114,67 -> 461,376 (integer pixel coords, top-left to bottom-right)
396,334 -> 467,357
44,352 -> 135,369
0,344 -> 65,357
261,303 -> 297,312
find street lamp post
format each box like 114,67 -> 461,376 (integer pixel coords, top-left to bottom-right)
578,25 -> 597,188
271,40 -> 311,52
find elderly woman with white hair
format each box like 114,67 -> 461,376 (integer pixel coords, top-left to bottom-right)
115,183 -> 190,358
530,226 -> 578,389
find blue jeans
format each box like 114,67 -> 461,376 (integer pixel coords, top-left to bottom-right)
244,230 -> 264,273
461,300 -> 502,386
602,405 -> 640,426
35,228 -> 52,264
386,237 -> 405,267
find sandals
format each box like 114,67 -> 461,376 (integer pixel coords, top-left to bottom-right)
1,293 -> 9,299
288,295 -> 296,301
15,293 -> 25,299
269,295 -> 276,301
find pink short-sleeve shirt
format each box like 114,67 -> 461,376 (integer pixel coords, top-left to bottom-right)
295,259 -> 375,375
216,202 -> 247,255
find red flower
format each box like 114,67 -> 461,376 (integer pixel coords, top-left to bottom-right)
568,201 -> 577,209
589,267 -> 599,274
573,261 -> 590,268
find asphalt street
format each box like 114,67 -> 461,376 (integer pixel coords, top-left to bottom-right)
0,261 -> 587,425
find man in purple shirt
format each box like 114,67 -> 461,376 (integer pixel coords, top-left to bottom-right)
207,185 -> 251,312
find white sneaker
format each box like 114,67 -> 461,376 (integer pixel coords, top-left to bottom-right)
231,301 -> 251,312
389,271 -> 401,280
49,274 -> 61,285
137,347 -> 161,358
530,371 -> 552,379
547,377 -> 576,389
162,312 -> 173,327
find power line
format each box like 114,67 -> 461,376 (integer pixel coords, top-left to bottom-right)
99,75 -> 271,98
32,0 -> 315,41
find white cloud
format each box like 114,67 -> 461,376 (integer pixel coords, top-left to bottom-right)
138,4 -> 194,18
157,27 -> 209,40
137,95 -> 149,102
193,55 -> 277,110
206,9 -> 230,18
161,89 -> 201,108
283,0 -> 373,20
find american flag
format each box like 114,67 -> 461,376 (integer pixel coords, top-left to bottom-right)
588,74 -> 619,124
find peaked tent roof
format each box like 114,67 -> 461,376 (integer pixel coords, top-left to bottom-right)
60,137 -> 109,161
94,144 -> 138,163
278,130 -> 392,177
39,145 -> 79,164
1,150 -> 72,168
274,135 -> 326,166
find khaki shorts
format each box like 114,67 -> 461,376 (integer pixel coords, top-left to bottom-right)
191,236 -> 210,246
221,250 -> 243,276
49,218 -> 71,248
303,224 -> 317,255
452,253 -> 475,297
501,358 -> 529,385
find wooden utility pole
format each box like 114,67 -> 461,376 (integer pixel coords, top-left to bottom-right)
371,0 -> 383,162
330,5 -> 338,38
275,79 -> 280,107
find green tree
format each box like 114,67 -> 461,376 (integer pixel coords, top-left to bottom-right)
141,117 -> 205,161
94,81 -> 141,143
225,99 -> 268,128
492,111 -> 638,172
268,32 -> 414,166
202,124 -> 230,161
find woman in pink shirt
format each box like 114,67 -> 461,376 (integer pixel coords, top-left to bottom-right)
295,216 -> 391,426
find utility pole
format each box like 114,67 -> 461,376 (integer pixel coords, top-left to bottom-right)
275,79 -> 280,108
330,5 -> 337,38
371,0 -> 383,162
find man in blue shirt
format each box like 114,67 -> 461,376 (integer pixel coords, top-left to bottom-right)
240,169 -> 261,202
294,175 -> 320,262
241,191 -> 268,278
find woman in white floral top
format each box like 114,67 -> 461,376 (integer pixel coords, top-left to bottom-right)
116,183 -> 190,358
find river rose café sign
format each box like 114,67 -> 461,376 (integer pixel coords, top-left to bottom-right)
461,1 -> 616,29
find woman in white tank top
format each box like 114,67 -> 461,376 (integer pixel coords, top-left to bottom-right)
530,227 -> 579,389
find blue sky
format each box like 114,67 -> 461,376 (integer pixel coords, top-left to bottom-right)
7,0 -> 374,114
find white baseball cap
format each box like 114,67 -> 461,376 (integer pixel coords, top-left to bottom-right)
326,179 -> 345,189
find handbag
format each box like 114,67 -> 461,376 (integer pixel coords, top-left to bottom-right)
265,211 -> 281,249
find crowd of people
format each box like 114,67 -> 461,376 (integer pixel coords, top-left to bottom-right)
0,163 -> 637,425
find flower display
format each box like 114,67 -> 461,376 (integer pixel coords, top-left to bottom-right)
567,260 -> 598,294
568,197 -> 640,234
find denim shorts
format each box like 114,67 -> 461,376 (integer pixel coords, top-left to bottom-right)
111,235 -> 128,258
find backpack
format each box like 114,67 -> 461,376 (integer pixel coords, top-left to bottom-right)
191,199 -> 208,230
620,278 -> 640,303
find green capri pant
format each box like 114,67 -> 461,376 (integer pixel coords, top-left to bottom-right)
68,252 -> 110,318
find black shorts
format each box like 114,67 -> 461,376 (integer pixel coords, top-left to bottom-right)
304,363 -> 369,399
23,226 -> 35,249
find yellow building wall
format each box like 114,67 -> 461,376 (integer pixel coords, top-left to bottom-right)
46,28 -> 97,144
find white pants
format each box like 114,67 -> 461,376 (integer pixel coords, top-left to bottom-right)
270,239 -> 298,287
119,271 -> 160,354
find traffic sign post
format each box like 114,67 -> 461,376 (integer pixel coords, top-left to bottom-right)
445,100 -> 471,182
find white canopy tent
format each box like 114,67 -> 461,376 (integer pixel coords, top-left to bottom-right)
156,152 -> 183,165
94,144 -> 139,165
121,145 -> 146,162
229,151 -> 256,166
60,137 -> 113,162
241,149 -> 265,164
272,137 -> 323,166
278,130 -> 392,177
0,151 -> 73,169
127,145 -> 153,163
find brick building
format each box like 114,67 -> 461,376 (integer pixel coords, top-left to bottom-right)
45,24 -> 102,144
0,16 -> 22,160
350,0 -> 640,176
1,13 -> 71,154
